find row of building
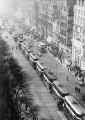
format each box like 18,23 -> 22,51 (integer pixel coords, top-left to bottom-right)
32,0 -> 85,71
36,0 -> 75,46
72,0 -> 85,70
14,0 -> 85,71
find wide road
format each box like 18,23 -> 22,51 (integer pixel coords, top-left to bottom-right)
2,32 -> 67,120
29,39 -> 79,100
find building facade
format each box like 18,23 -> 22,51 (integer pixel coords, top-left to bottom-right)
55,0 -> 76,49
36,0 -> 76,54
72,0 -> 85,70
37,0 -> 57,40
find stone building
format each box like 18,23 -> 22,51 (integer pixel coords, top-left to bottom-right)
55,0 -> 76,49
36,0 -> 75,51
72,0 -> 85,70
37,0 -> 57,40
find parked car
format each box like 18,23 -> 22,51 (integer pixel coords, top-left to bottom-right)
76,74 -> 84,85
36,61 -> 47,77
38,42 -> 47,53
29,53 -> 38,69
18,38 -> 23,43
24,49 -> 29,57
64,95 -> 85,120
71,65 -> 81,77
26,49 -> 31,59
20,43 -> 26,51
43,69 -> 57,89
13,33 -> 18,42
14,36 -> 18,42
18,42 -> 23,49
19,34 -> 23,39
75,69 -> 81,77
23,47 -> 31,58
51,81 -> 69,109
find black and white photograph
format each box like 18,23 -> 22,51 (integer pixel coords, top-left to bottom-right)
0,0 -> 85,120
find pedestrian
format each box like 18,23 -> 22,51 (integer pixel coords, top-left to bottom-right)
67,64 -> 70,72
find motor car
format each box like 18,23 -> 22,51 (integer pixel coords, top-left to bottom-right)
18,38 -> 23,43
23,49 -> 29,57
19,42 -> 31,57
26,48 -> 31,53
42,69 -> 57,89
24,48 -> 31,59
29,53 -> 38,69
36,61 -> 47,77
52,81 -> 69,98
38,42 -> 46,47
64,95 -> 85,120
40,46 -> 47,53
76,75 -> 84,85
70,65 -> 81,77
36,52 -> 42,58
51,81 -> 69,109
18,42 -> 23,50
21,43 -> 26,51
24,31 -> 30,36
13,36 -> 18,42
19,34 -> 23,39
75,69 -> 81,77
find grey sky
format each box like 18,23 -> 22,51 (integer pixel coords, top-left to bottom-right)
0,0 -> 34,16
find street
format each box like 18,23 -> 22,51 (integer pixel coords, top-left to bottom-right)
0,0 -> 85,120
28,37 -> 85,105
23,36 -> 77,98
2,32 -> 67,120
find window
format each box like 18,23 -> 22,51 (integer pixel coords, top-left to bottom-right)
83,49 -> 85,57
74,25 -> 77,32
47,23 -> 53,34
61,22 -> 67,28
77,26 -> 81,33
73,25 -> 81,33
60,29 -> 67,36
74,16 -> 78,24
77,38 -> 81,41
83,29 -> 85,36
73,31 -> 81,41
68,7 -> 74,16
